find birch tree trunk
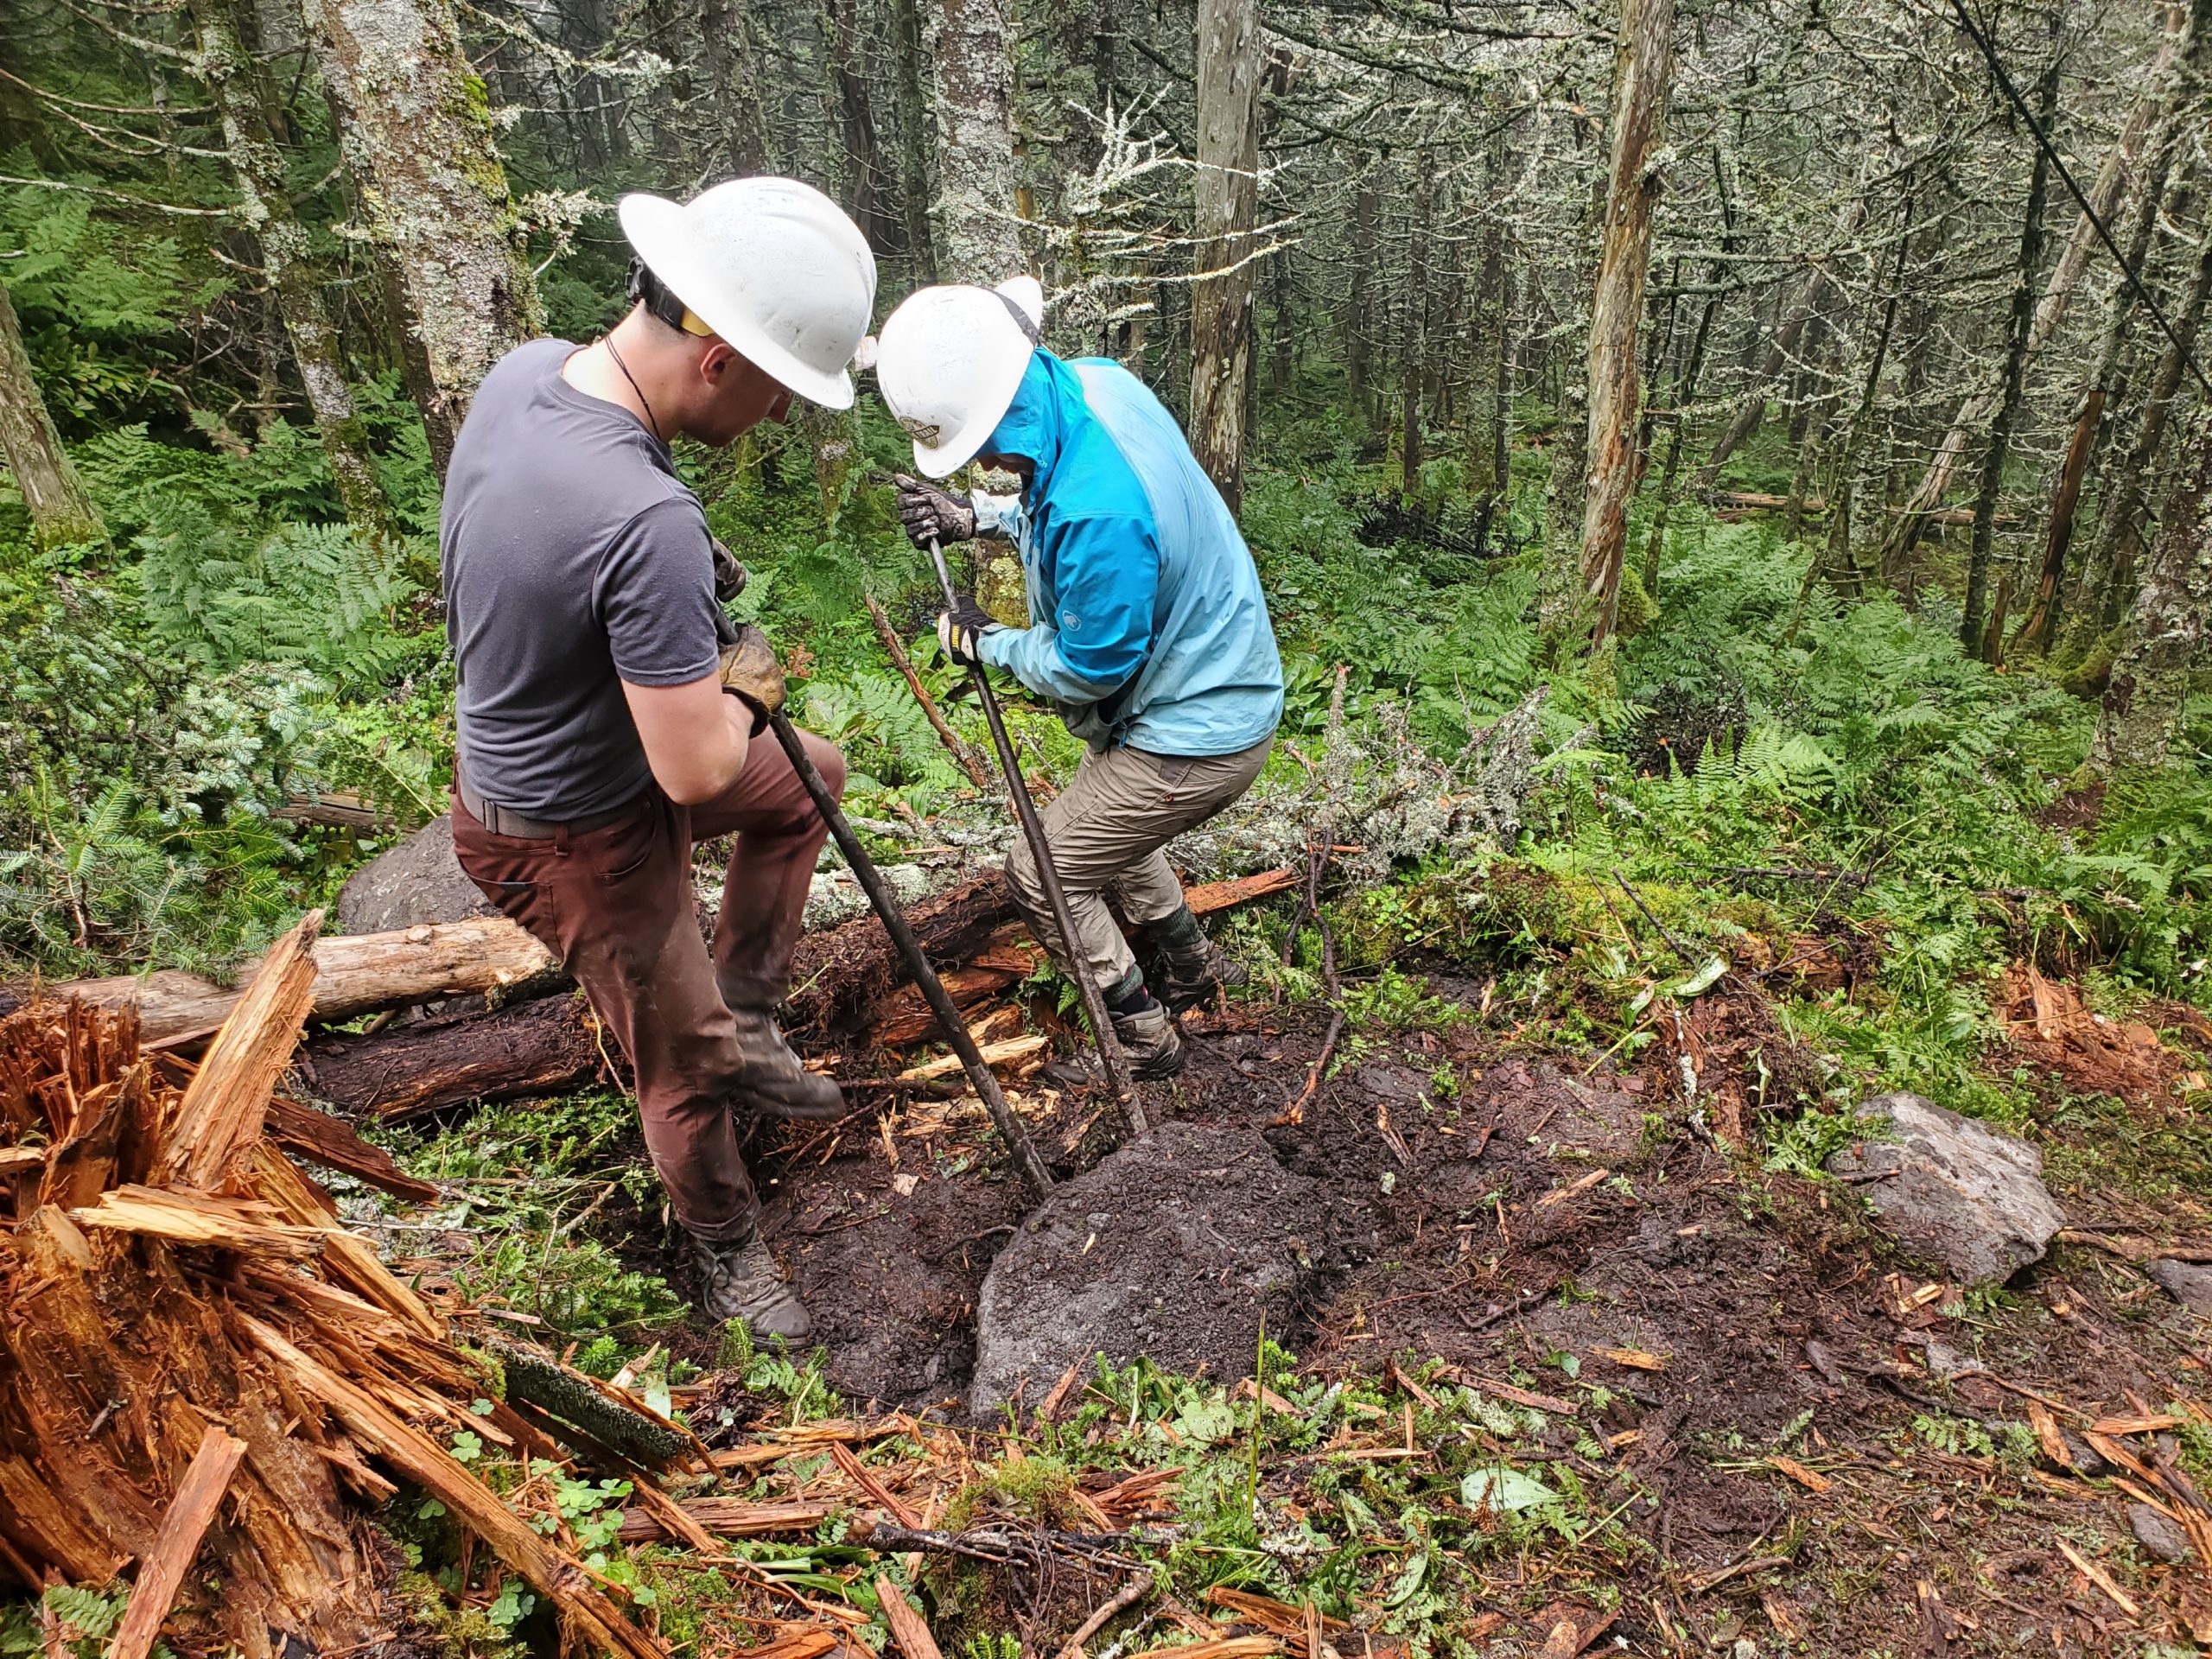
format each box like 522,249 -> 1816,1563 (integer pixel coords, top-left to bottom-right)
0,283 -> 104,547
302,0 -> 543,474
1573,0 -> 1675,652
928,0 -> 1023,283
2094,404 -> 2212,771
189,0 -> 391,532
1188,0 -> 1262,509
697,0 -> 774,174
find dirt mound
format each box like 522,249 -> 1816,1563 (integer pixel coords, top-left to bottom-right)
969,1117 -> 1321,1414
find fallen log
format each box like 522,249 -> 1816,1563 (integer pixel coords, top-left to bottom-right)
299,990 -> 604,1121
32,916 -> 562,1046
1707,489 -> 2018,529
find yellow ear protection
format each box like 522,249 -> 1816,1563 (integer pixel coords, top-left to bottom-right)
626,258 -> 715,338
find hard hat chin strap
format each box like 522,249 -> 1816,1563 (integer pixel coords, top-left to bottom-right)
996,289 -> 1041,346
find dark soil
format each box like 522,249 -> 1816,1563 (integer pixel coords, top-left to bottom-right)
690,974 -> 2212,1652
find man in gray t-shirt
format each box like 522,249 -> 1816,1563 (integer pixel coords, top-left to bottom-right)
441,178 -> 876,1342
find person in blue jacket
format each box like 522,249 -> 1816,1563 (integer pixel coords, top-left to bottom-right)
874,276 -> 1284,1077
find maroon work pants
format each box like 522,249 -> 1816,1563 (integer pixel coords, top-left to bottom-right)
450,725 -> 846,1242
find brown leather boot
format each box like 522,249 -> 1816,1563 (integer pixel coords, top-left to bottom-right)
693,1231 -> 812,1340
718,974 -> 846,1121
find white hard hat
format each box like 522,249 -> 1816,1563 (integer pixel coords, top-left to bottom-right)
618,178 -> 877,410
874,276 -> 1045,476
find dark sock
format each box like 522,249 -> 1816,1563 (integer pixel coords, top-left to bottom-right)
1141,904 -> 1208,960
1104,967 -> 1157,1017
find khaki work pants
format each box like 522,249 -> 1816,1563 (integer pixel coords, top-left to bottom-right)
1003,735 -> 1273,995
450,725 -> 845,1243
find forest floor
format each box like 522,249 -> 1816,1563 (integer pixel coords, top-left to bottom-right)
364,950 -> 2212,1659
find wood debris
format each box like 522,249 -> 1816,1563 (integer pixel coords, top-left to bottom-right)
0,913 -> 666,1658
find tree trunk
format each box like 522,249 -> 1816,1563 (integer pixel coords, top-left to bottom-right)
0,283 -> 103,547
302,0 -> 543,474
189,0 -> 391,532
1882,2 -> 2192,576
1642,148 -> 1736,594
1693,251 -> 1843,488
1188,0 -> 1262,509
927,0 -> 1023,283
1961,35 -> 2061,658
2015,55 -> 2192,656
1810,203 -> 1911,602
1465,220 -> 1506,505
1573,0 -> 1675,652
698,0 -> 774,174
2077,206 -> 2212,643
1396,168 -> 1430,500
828,0 -> 883,245
1346,174 -> 1378,425
885,0 -> 936,277
2094,404 -> 2212,770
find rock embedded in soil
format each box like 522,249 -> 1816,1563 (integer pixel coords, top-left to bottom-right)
2147,1257 -> 2212,1315
2129,1501 -> 2193,1565
1825,1093 -> 2064,1285
968,1119 -> 1320,1415
336,814 -> 496,933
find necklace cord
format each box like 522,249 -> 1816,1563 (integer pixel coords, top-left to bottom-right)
604,335 -> 663,441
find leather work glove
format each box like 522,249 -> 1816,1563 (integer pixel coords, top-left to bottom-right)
937,593 -> 1000,667
895,473 -> 977,550
717,624 -> 785,734
709,537 -> 747,604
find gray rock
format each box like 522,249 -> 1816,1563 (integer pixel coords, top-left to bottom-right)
1826,1093 -> 2064,1285
336,815 -> 495,934
969,1120 -> 1319,1416
2128,1501 -> 2192,1565
2147,1257 -> 2212,1315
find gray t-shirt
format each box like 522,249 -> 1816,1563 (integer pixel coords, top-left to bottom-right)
441,338 -> 723,818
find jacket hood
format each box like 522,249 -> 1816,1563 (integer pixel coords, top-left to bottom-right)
982,349 -> 1088,497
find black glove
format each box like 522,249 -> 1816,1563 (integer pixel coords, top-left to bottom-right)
896,474 -> 977,549
936,593 -> 999,667
709,537 -> 747,604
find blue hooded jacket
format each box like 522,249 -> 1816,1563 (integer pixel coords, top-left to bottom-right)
969,350 -> 1283,757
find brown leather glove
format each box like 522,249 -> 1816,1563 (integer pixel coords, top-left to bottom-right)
717,625 -> 785,734
709,537 -> 747,604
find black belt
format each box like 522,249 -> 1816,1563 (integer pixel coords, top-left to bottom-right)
455,776 -> 641,840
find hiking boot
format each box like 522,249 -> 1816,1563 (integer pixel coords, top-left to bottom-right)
722,997 -> 846,1121
1138,905 -> 1249,1013
693,1231 -> 813,1341
1110,1000 -> 1186,1080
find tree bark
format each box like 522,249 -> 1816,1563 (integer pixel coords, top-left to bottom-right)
927,0 -> 1023,283
1573,0 -> 1675,652
1188,0 -> 1262,509
302,0 -> 543,474
825,0 -> 882,245
300,992 -> 601,1120
698,0 -> 774,174
1881,2 -> 2191,577
2094,404 -> 2212,771
188,0 -> 391,532
0,283 -> 104,547
1961,35 -> 2061,658
885,0 -> 937,277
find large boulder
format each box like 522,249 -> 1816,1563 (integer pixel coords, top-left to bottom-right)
336,815 -> 496,934
969,1120 -> 1320,1415
1826,1093 -> 2064,1285
2148,1258 -> 2212,1316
